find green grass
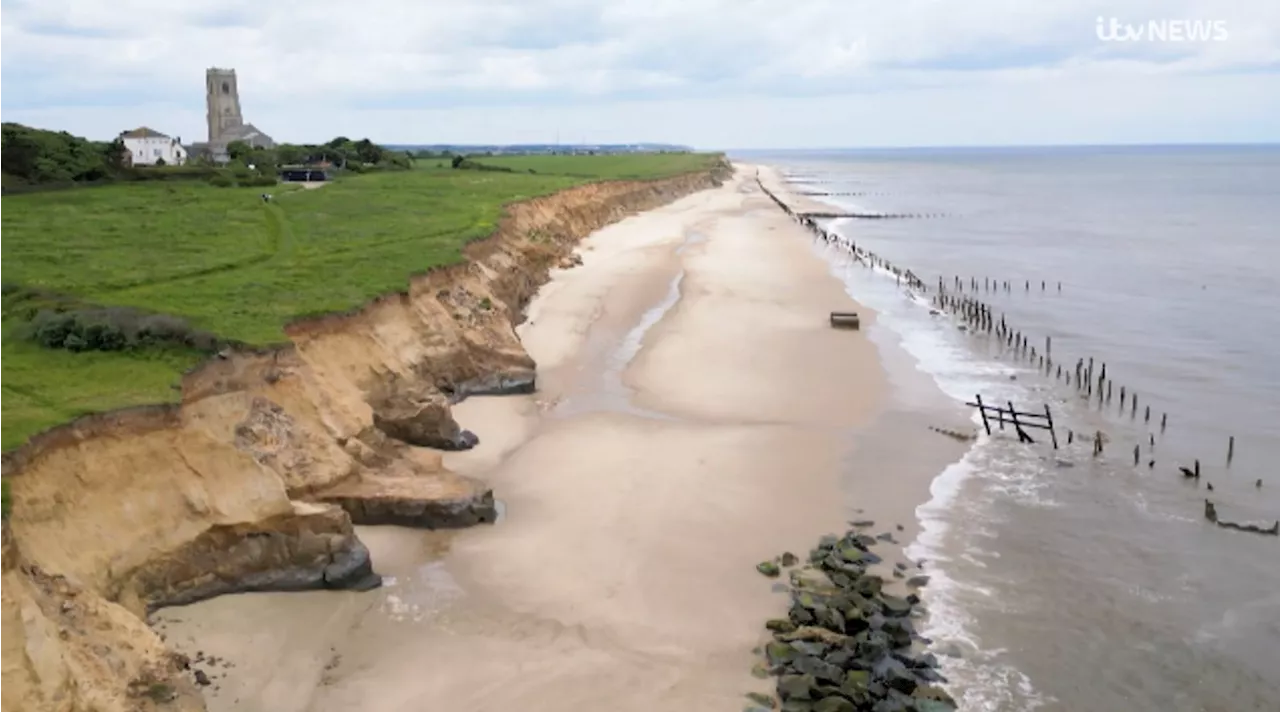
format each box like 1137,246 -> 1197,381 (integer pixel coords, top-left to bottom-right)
1,154 -> 721,449
459,153 -> 721,180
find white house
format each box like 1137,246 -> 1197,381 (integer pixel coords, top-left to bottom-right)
119,127 -> 188,166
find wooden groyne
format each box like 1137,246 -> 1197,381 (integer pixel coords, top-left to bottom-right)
798,210 -> 947,220
969,395 -> 1058,448
755,169 -> 1270,534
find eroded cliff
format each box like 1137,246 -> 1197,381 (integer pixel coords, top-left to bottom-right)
0,165 -> 728,712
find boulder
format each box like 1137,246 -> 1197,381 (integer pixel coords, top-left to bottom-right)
854,575 -> 883,598
758,561 -> 782,578
792,655 -> 844,684
813,697 -> 856,712
780,551 -> 799,567
779,626 -> 850,647
766,641 -> 799,667
791,567 -> 839,595
912,685 -> 957,709
746,691 -> 777,709
767,618 -> 798,634
777,674 -> 819,701
880,595 -> 912,618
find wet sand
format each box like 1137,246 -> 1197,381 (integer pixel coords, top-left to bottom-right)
154,165 -> 961,711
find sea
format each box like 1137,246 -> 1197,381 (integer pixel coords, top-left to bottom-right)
735,146 -> 1280,711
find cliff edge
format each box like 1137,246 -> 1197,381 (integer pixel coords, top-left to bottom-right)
0,163 -> 729,712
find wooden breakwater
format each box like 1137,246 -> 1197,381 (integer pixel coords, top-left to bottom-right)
755,171 -> 1271,536
799,210 -> 947,220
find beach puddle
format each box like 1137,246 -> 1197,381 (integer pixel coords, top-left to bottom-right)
552,230 -> 706,420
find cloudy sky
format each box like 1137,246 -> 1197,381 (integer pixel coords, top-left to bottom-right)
2,0 -> 1278,148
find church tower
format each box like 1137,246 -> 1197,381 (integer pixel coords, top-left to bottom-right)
205,68 -> 244,144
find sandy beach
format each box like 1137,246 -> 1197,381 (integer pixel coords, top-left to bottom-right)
153,164 -> 965,711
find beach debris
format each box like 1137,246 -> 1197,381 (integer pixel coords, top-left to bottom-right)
754,527 -> 958,712
1204,499 -> 1279,536
906,575 -> 931,589
928,426 -> 976,443
829,311 -> 861,330
1257,479 -> 1264,489
1206,482 -> 1214,492
849,519 -> 875,528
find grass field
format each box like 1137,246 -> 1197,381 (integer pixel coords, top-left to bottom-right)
1,153 -> 722,449
463,153 -> 721,179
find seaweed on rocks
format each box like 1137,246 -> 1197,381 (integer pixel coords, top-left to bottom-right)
753,528 -> 958,712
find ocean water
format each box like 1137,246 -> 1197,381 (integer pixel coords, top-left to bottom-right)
738,146 -> 1280,711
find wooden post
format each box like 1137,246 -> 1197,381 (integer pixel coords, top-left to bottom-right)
1144,406 -> 1150,423
1132,394 -> 1138,418
1068,429 -> 1074,444
975,394 -> 992,436
1228,436 -> 1235,466
1008,400 -> 1033,443
1044,404 -> 1058,450
1194,459 -> 1201,478
1133,444 -> 1140,466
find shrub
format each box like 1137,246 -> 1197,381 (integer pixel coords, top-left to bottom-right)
208,173 -> 236,188
26,307 -> 223,354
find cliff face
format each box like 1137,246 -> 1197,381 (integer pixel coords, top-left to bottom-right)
0,165 -> 728,712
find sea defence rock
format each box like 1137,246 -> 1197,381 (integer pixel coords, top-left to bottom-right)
1,161 -> 733,712
754,527 -> 958,712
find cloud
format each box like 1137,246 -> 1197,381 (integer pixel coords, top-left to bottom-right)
2,0 -> 1278,147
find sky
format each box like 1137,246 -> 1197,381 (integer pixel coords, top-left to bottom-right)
2,0 -> 1279,149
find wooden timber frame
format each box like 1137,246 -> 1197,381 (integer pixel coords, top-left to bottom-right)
968,394 -> 1058,449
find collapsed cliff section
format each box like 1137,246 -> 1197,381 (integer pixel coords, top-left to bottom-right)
0,162 -> 729,712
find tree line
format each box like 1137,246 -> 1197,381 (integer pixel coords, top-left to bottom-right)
225,135 -> 411,173
1,123 -> 411,193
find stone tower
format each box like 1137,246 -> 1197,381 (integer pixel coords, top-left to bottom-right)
205,67 -> 244,144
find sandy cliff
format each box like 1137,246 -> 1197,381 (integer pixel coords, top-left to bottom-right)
0,164 -> 728,712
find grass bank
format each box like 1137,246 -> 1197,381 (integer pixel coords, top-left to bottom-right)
1,153 -> 723,450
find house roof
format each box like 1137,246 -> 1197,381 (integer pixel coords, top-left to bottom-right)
223,123 -> 270,142
120,127 -> 170,139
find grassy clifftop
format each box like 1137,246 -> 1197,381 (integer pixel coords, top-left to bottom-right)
1,151 -> 724,449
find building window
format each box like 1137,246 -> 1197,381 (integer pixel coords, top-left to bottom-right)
222,81 -> 230,94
